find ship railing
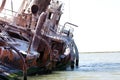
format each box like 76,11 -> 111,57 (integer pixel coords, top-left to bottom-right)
0,8 -> 18,22
57,22 -> 78,37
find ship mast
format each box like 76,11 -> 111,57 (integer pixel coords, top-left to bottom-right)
0,0 -> 6,12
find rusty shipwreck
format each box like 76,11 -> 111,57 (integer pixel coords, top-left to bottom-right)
0,0 -> 79,80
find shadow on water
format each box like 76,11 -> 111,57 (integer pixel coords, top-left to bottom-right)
27,53 -> 120,80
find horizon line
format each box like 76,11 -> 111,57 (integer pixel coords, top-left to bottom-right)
79,51 -> 120,53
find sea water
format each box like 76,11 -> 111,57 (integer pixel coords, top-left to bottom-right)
27,52 -> 120,80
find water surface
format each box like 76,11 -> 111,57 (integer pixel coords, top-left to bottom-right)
27,53 -> 120,80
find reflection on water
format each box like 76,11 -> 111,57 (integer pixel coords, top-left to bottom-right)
28,53 -> 120,80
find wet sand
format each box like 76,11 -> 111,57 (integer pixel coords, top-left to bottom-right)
27,53 -> 120,80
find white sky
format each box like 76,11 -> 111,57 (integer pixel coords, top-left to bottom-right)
60,0 -> 120,52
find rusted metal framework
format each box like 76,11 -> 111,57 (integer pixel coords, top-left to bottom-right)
0,0 -> 79,80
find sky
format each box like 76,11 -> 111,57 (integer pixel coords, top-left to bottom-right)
60,0 -> 120,52
1,0 -> 120,52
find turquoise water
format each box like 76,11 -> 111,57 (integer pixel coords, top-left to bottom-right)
26,53 -> 120,80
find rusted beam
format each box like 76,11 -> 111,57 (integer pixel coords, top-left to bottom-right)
0,0 -> 6,12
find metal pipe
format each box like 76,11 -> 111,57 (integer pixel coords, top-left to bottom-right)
64,22 -> 78,28
73,40 -> 79,67
0,38 -> 27,80
8,44 -> 27,80
0,0 -> 6,12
